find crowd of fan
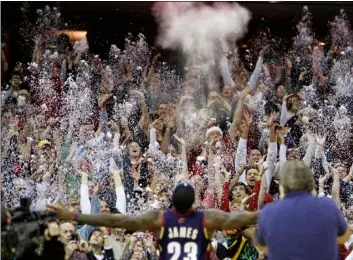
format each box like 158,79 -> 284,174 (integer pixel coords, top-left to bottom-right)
1,6 -> 353,260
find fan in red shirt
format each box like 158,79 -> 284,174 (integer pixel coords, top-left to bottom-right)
242,165 -> 273,211
221,165 -> 273,212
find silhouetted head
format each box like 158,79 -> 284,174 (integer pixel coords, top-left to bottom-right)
172,182 -> 195,213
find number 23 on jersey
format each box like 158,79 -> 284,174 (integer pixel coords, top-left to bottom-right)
168,241 -> 198,260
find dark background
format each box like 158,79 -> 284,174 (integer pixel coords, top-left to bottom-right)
2,1 -> 353,72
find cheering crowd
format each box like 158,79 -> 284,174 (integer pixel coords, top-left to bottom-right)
1,4 -> 353,260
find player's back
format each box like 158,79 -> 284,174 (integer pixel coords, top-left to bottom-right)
158,209 -> 210,260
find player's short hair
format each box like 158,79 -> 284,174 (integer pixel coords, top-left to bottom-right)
172,183 -> 195,213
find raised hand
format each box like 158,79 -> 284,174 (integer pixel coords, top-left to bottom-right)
284,56 -> 292,71
98,93 -> 112,108
283,93 -> 294,101
319,173 -> 330,186
145,233 -> 155,250
164,114 -> 174,129
243,110 -> 253,127
110,121 -> 120,133
33,35 -> 43,49
131,166 -> 141,183
256,155 -> 266,172
149,117 -> 163,129
328,164 -> 339,176
315,133 -> 327,146
241,193 -> 257,205
263,63 -> 271,78
237,164 -> 246,175
267,112 -> 276,128
238,87 -> 252,100
100,226 -> 109,236
222,168 -> 231,182
277,127 -> 285,143
9,115 -> 19,130
259,45 -> 270,57
42,172 -> 52,181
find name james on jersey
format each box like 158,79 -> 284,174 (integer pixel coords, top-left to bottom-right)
168,226 -> 199,240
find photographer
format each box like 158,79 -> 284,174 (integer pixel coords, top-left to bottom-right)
58,222 -> 87,260
1,204 -> 65,260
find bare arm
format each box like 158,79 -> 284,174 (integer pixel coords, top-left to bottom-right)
80,210 -> 162,231
160,128 -> 172,154
20,138 -> 34,161
48,203 -> 162,232
342,163 -> 353,183
318,173 -> 330,197
204,209 -> 259,234
229,87 -> 251,141
161,107 -> 175,154
139,100 -> 150,133
65,142 -> 77,163
330,165 -> 341,209
258,169 -> 268,210
173,135 -> 188,174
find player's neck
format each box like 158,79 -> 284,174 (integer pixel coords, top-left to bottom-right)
171,208 -> 195,217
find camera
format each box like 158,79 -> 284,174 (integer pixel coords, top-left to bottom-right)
1,198 -> 57,260
70,234 -> 79,242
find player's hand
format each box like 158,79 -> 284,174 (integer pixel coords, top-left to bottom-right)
46,200 -> 72,221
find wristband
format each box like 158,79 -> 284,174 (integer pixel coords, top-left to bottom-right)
73,212 -> 78,222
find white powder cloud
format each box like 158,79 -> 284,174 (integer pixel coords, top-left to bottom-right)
153,2 -> 251,62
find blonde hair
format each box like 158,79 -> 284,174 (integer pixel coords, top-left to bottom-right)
280,160 -> 315,194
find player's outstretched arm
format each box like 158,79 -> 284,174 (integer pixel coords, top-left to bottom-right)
47,201 -> 162,232
204,209 -> 259,233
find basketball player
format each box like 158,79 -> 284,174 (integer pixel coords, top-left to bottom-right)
48,183 -> 259,259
